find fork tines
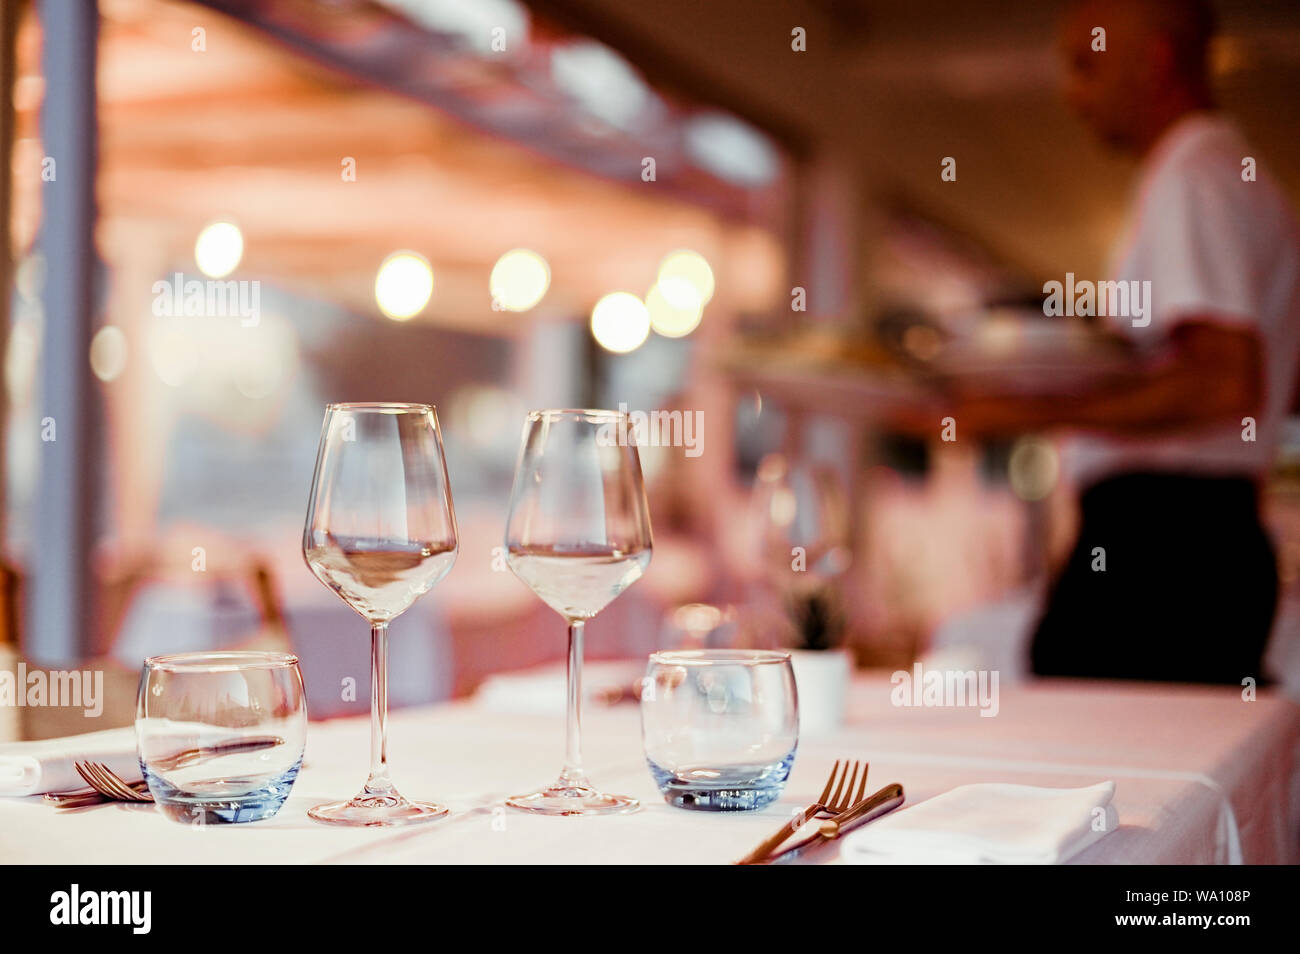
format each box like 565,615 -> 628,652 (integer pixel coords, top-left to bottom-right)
74,761 -> 152,803
828,759 -> 869,813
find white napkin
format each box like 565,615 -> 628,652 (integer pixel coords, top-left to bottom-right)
842,781 -> 1118,864
0,727 -> 141,796
474,660 -> 645,714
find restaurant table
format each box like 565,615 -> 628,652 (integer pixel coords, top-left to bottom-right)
2,674 -> 1297,864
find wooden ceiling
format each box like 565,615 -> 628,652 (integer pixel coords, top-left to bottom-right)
11,0 -> 787,334
12,0 -> 1300,317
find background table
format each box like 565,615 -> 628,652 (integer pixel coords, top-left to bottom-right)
3,675 -> 1297,864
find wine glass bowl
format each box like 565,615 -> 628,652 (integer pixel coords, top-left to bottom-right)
302,402 -> 458,826
504,409 -> 653,815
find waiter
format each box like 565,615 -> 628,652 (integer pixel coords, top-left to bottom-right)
961,0 -> 1300,683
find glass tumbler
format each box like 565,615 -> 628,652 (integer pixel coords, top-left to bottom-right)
136,651 -> 307,824
641,650 -> 798,811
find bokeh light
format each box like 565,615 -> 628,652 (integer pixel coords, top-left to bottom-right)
148,321 -> 198,388
590,292 -> 650,354
89,326 -> 128,382
657,249 -> 714,305
218,313 -> 300,427
375,251 -> 434,321
646,277 -> 703,338
1008,436 -> 1060,502
5,320 -> 38,401
490,248 -> 550,312
194,221 -> 244,279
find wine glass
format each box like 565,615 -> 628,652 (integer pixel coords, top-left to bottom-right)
302,402 -> 458,826
504,409 -> 653,815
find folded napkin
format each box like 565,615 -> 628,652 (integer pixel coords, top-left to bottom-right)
842,781 -> 1118,864
474,660 -> 646,714
0,727 -> 141,797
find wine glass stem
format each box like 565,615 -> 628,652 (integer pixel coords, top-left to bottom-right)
366,621 -> 393,795
560,619 -> 587,788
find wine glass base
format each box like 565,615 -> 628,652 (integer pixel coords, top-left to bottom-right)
506,785 -> 640,816
308,794 -> 449,828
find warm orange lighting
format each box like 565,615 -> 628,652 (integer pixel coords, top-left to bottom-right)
194,221 -> 244,278
646,278 -> 703,338
89,326 -> 128,382
590,292 -> 650,354
375,251 -> 434,321
490,249 -> 550,312
657,250 -> 714,305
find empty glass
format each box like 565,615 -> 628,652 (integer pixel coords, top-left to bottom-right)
136,651 -> 307,824
641,650 -> 798,811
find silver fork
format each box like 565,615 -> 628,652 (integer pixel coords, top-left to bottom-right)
74,761 -> 154,803
735,759 -> 869,865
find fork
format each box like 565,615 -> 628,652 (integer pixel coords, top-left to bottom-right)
762,782 -> 906,864
44,736 -> 286,807
43,778 -> 151,809
735,759 -> 868,865
74,761 -> 154,803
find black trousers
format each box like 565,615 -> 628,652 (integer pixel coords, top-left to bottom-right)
1029,472 -> 1278,684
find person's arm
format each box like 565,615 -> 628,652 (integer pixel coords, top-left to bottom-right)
947,318 -> 1263,437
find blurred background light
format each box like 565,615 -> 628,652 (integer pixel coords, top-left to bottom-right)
646,277 -> 703,338
384,0 -> 530,55
230,316 -> 296,402
657,249 -> 715,305
684,112 -> 780,187
194,221 -> 244,279
14,252 -> 44,302
490,248 -> 551,312
375,251 -> 434,321
89,325 -> 128,382
148,320 -> 198,388
447,384 -> 528,455
551,41 -> 653,131
1008,436 -> 1059,502
5,320 -> 39,401
590,291 -> 650,354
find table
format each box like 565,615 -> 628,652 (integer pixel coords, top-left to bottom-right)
3,675 -> 1297,864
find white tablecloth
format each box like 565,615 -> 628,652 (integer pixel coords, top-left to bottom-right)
2,675 -> 1297,864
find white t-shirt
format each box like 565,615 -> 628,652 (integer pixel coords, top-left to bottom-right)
1065,112 -> 1300,485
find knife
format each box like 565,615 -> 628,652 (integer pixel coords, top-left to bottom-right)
764,782 -> 905,864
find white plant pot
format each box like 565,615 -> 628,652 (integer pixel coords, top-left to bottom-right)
788,648 -> 851,736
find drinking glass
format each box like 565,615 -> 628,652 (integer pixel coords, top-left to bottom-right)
504,409 -> 653,814
641,650 -> 798,811
136,651 -> 307,824
303,402 -> 458,826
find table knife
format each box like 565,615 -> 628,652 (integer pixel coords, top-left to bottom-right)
764,782 -> 905,864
